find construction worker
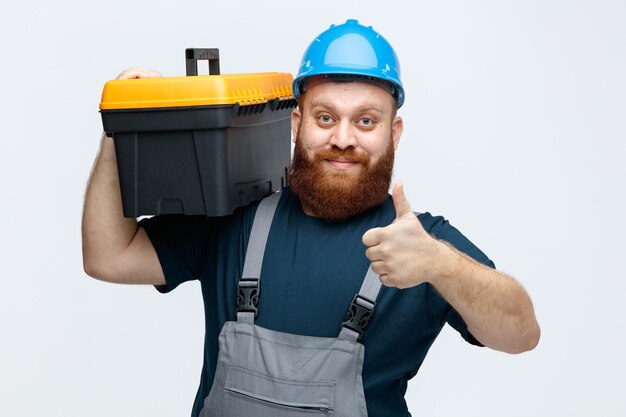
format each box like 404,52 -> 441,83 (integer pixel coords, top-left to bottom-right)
83,19 -> 539,417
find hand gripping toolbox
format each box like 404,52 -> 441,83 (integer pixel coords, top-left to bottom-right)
100,48 -> 296,217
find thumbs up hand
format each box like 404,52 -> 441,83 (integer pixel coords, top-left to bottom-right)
362,182 -> 451,289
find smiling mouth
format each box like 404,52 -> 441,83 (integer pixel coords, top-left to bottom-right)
326,159 -> 359,170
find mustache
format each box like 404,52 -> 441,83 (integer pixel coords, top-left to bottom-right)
313,147 -> 370,164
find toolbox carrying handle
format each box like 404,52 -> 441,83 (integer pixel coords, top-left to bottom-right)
185,48 -> 220,76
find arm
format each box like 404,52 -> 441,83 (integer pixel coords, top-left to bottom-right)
362,182 -> 540,354
428,243 -> 540,353
82,68 -> 165,285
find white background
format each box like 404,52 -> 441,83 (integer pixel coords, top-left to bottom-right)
1,0 -> 624,416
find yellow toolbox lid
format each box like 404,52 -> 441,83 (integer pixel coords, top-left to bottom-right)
100,72 -> 294,110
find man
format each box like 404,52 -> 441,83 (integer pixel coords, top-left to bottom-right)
83,19 -> 540,417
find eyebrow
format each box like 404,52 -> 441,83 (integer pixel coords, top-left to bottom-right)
309,101 -> 385,115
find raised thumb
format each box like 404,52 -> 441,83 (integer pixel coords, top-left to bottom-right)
392,181 -> 413,219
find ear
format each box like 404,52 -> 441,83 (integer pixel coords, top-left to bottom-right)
291,108 -> 302,144
391,116 -> 403,150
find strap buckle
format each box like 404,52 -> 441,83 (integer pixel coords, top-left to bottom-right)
237,278 -> 260,317
341,294 -> 376,340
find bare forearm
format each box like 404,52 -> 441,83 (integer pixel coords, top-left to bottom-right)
431,244 -> 540,353
81,134 -> 139,277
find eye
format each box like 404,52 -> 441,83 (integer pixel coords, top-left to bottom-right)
358,117 -> 377,127
319,114 -> 333,123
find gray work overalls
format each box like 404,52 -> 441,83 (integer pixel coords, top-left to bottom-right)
199,192 -> 383,417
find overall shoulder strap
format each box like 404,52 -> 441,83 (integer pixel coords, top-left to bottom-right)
236,191 -> 282,324
338,267 -> 381,342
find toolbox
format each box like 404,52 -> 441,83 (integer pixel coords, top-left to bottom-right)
100,48 -> 296,217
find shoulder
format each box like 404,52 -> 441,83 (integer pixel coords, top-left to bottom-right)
416,212 -> 456,235
417,212 -> 495,268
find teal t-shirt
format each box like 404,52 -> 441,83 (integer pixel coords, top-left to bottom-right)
140,187 -> 494,417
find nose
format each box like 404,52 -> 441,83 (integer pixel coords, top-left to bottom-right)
329,120 -> 357,150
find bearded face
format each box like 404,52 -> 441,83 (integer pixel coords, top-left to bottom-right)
287,134 -> 395,222
287,78 -> 402,222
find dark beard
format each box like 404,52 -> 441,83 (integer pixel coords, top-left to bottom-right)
287,138 -> 395,222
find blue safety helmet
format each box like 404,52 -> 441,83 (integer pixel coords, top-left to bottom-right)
293,19 -> 405,108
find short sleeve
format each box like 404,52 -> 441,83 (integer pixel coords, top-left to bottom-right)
418,212 -> 496,347
139,214 -> 215,293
